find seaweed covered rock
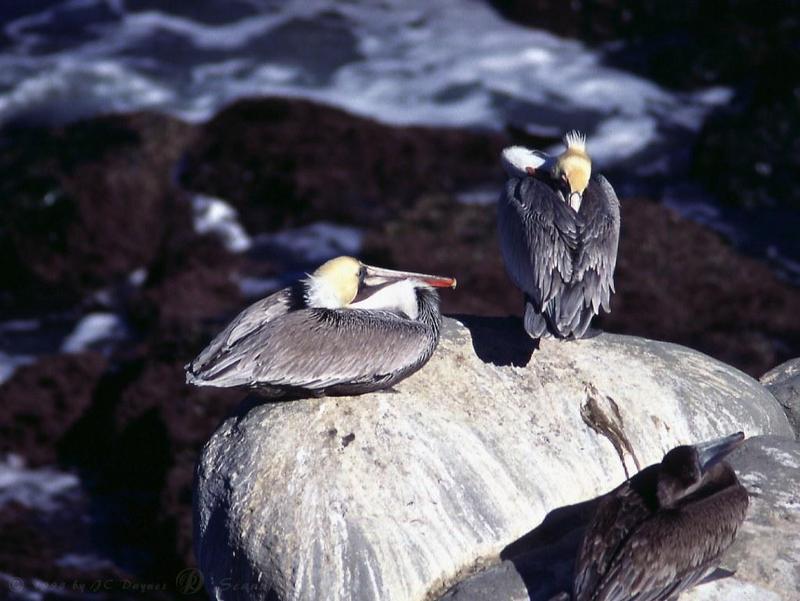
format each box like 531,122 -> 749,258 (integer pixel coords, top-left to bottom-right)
0,113 -> 195,313
179,97 -> 507,233
194,317 -> 791,601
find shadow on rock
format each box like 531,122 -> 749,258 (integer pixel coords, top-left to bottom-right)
452,315 -> 538,367
438,495 -> 603,601
503,498 -> 599,601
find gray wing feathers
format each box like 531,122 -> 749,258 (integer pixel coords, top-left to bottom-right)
188,288 -> 293,376
191,309 -> 432,391
498,177 -> 578,310
500,173 -> 620,338
575,175 -> 621,315
524,297 -> 549,338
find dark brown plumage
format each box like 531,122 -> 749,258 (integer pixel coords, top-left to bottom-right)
572,433 -> 749,601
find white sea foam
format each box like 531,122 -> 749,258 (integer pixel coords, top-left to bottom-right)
0,0 -> 729,169
238,276 -> 286,299
0,455 -> 80,513
190,194 -> 252,253
238,221 -> 364,297
767,245 -> 800,282
0,352 -> 35,386
250,221 -> 363,264
55,553 -> 116,571
588,117 -> 658,163
456,186 -> 499,206
60,312 -> 126,353
0,319 -> 40,333
128,267 -> 148,287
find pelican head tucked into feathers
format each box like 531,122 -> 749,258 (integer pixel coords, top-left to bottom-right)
497,130 -> 620,340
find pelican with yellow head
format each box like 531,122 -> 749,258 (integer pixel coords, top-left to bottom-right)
498,130 -> 621,339
186,257 -> 456,396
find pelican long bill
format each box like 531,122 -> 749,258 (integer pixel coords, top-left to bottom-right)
363,264 -> 457,289
695,431 -> 745,474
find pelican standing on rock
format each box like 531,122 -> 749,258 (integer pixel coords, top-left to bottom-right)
567,432 -> 749,601
498,131 -> 620,339
186,256 -> 456,397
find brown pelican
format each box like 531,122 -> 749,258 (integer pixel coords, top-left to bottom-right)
185,256 -> 456,396
498,131 -> 620,339
570,432 -> 748,601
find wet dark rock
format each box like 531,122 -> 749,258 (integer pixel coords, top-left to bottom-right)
489,1 -> 800,91
362,194 -> 516,318
0,497 -> 134,595
0,353 -> 107,466
126,213 -> 244,335
57,357 -> 242,579
693,87 -> 800,210
600,198 -> 800,376
364,194 -> 800,377
115,361 -> 242,567
0,112 -> 195,314
179,97 -> 506,233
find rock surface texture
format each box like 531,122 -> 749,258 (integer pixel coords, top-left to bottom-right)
194,317 -> 792,601
762,358 -> 800,439
440,435 -> 800,601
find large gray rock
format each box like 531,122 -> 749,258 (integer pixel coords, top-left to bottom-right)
194,317 -> 792,601
761,358 -> 800,439
439,435 -> 800,601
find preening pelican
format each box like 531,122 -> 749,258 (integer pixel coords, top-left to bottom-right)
186,256 -> 456,396
570,432 -> 748,601
498,131 -> 620,339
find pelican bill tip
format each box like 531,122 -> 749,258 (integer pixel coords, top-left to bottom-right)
426,276 -> 456,289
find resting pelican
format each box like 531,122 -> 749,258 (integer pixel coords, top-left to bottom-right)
569,432 -> 748,601
498,131 -> 620,339
186,256 -> 456,396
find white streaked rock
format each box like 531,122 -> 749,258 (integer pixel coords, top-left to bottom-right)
439,436 -> 800,601
194,317 -> 792,601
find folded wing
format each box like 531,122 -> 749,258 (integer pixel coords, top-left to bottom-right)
574,175 -> 621,316
189,308 -> 434,394
498,177 -> 579,311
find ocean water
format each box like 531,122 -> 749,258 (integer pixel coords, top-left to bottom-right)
0,0 -> 728,168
